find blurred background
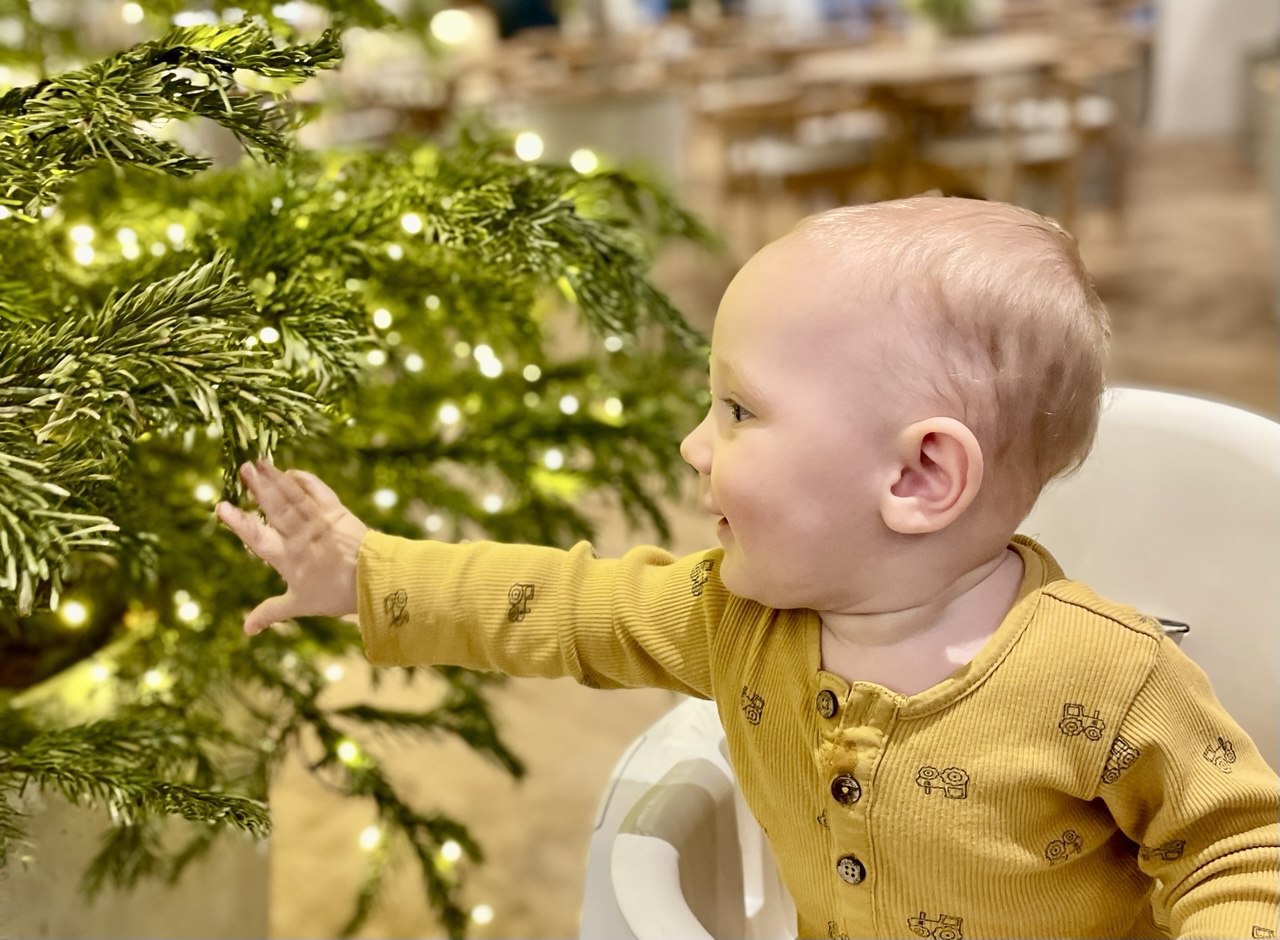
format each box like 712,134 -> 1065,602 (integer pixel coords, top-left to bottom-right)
6,0 -> 1275,936
271,1 -> 1277,936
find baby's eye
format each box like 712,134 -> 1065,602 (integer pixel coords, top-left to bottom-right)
722,398 -> 753,423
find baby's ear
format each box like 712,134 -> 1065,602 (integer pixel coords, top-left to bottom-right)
879,417 -> 984,535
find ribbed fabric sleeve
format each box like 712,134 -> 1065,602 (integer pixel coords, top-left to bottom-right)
355,532 -> 721,698
1097,635 -> 1280,939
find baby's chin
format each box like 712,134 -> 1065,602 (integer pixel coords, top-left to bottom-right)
719,559 -> 808,610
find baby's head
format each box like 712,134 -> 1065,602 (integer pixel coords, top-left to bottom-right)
793,195 -> 1110,518
682,196 -> 1109,610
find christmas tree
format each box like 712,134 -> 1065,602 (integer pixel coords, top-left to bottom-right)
0,1 -> 708,934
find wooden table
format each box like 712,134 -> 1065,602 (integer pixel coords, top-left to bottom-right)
791,31 -> 1062,89
788,31 -> 1065,200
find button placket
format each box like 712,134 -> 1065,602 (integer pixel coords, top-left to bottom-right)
821,686 -> 899,897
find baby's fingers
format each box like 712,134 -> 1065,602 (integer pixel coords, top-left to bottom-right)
243,592 -> 299,636
215,501 -> 285,566
292,470 -> 345,513
242,461 -> 310,536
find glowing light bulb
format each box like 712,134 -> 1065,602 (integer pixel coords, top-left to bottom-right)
324,663 -> 346,683
337,739 -> 360,764
70,224 -> 95,244
522,364 -> 542,382
121,2 -> 144,24
559,395 -> 580,416
367,349 -> 387,367
514,131 -> 544,162
373,488 -> 398,509
372,308 -> 393,329
440,840 -> 463,862
482,494 -> 503,514
569,149 -> 599,174
173,10 -> 217,25
359,825 -> 382,851
603,335 -> 624,353
604,397 -> 623,418
400,212 -> 423,234
543,448 -> 564,471
471,904 -> 494,925
258,326 -> 280,344
438,403 -> 461,425
194,483 -> 217,503
73,245 -> 95,265
431,8 -> 475,43
405,353 -> 424,373
177,600 -> 201,623
59,600 -> 88,628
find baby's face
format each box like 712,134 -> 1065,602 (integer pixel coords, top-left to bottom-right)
680,236 -> 912,611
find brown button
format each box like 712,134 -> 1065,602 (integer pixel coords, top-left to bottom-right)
816,688 -> 839,719
836,855 -> 866,885
831,774 -> 862,805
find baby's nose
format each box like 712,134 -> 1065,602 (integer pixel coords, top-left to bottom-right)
680,415 -> 712,475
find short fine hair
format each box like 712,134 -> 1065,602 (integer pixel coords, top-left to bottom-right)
794,196 -> 1111,515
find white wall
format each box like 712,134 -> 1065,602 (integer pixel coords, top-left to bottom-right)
1151,0 -> 1280,137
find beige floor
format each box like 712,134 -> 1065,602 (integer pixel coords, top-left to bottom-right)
270,136 -> 1277,939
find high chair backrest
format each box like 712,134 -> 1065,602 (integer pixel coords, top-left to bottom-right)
579,386 -> 1280,940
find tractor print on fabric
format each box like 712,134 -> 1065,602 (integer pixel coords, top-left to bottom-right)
915,766 -> 970,799
741,686 -> 764,725
507,583 -> 536,622
1058,703 -> 1106,740
690,559 -> 714,597
1251,928 -> 1275,938
1140,839 -> 1185,862
908,912 -> 964,939
1102,737 -> 1140,783
1203,736 -> 1237,773
1045,829 -> 1083,864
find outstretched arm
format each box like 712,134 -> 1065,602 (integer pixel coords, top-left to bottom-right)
215,460 -> 369,634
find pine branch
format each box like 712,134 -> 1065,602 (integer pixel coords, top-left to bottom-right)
0,717 -> 269,875
0,23 -> 342,215
0,450 -> 118,613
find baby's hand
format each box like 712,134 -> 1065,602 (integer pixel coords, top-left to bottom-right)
215,460 -> 369,635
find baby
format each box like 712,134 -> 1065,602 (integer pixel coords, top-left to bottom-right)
217,196 -> 1279,939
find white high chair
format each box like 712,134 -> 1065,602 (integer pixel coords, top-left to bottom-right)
578,386 -> 1280,940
